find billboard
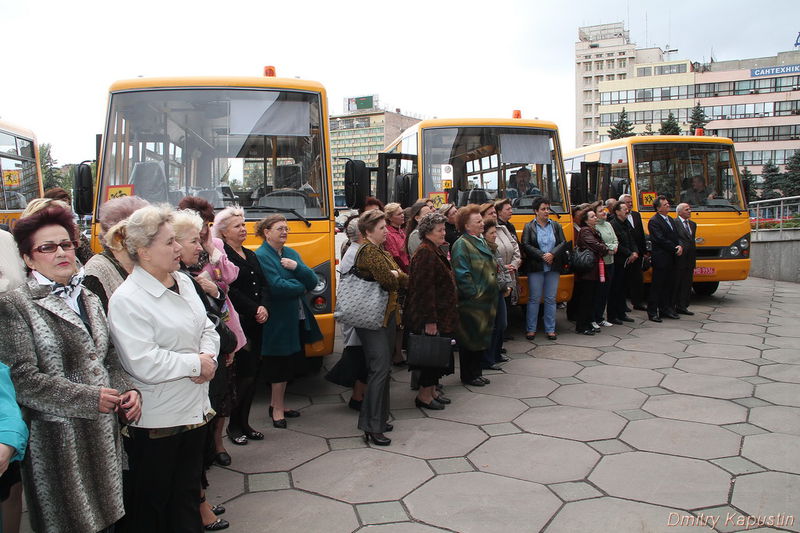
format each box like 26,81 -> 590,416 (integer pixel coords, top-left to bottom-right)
345,95 -> 377,112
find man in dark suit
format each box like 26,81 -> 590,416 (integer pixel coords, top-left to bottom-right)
620,194 -> 647,311
674,202 -> 697,315
647,195 -> 683,322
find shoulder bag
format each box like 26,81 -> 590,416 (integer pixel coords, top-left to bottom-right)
334,247 -> 389,330
570,248 -> 595,274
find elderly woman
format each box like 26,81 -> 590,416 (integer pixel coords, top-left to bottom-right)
42,188 -> 95,264
383,203 -> 409,273
593,204 -> 619,330
255,215 -> 323,429
0,204 -> 140,533
405,212 -> 457,409
521,197 -> 567,341
213,207 -> 268,445
440,203 -> 460,248
404,200 -> 433,257
481,219 -> 514,371
107,205 -> 219,533
354,209 -> 408,445
574,209 -> 609,336
83,195 -> 150,311
451,205 -> 498,387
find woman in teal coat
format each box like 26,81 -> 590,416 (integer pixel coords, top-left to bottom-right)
450,205 -> 498,387
255,215 -> 322,429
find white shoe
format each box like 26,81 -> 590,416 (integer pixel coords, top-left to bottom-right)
600,320 -> 613,327
591,322 -> 600,330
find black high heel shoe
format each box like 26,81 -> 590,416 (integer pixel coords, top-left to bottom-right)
363,432 -> 391,446
272,417 -> 287,429
269,407 -> 300,418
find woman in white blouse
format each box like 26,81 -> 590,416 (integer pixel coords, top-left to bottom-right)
107,204 -> 219,533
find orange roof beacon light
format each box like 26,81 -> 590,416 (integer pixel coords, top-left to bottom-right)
263,66 -> 276,77
695,128 -> 704,136
512,109 -> 522,119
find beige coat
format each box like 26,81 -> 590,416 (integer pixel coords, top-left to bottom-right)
0,280 -> 132,533
0,229 -> 25,294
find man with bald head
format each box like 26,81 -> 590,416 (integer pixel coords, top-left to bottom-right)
674,202 -> 697,315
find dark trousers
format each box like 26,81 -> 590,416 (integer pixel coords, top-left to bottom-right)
607,261 -> 629,320
675,266 -> 694,311
459,348 -> 483,383
123,424 -> 208,533
482,293 -> 508,368
648,265 -> 676,316
356,315 -> 396,434
626,256 -> 645,306
574,279 -> 598,333
593,263 -> 614,323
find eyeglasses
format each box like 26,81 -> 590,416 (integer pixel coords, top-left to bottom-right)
273,226 -> 290,233
33,240 -> 79,254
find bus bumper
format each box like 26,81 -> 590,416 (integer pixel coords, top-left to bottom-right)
643,259 -> 751,283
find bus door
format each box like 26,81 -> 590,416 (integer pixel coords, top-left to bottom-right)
572,161 -> 611,205
377,152 -> 418,207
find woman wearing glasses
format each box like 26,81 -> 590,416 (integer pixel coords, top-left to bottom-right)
255,215 -> 322,429
0,204 -> 140,533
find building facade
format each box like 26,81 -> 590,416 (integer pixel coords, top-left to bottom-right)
329,108 -> 420,204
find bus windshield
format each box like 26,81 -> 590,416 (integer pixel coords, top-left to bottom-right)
101,88 -> 328,219
422,126 -> 566,213
632,142 -> 743,211
0,127 -> 38,211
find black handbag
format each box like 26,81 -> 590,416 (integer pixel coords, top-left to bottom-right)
407,333 -> 453,368
570,248 -> 595,274
206,312 -> 238,355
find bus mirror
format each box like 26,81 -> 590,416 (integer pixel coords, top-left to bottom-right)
73,162 -> 94,216
344,160 -> 369,210
568,170 -> 587,205
396,173 -> 418,208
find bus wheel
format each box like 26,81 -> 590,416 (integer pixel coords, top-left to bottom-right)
692,281 -> 719,297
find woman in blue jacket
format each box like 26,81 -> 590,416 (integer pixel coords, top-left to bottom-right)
255,215 -> 322,429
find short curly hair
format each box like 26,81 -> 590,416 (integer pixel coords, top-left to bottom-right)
178,196 -> 215,223
213,206 -> 245,239
105,204 -> 173,262
358,209 -> 386,236
455,205 -> 481,232
97,195 -> 150,246
255,214 -> 287,240
417,212 -> 447,240
13,205 -> 77,258
171,209 -> 204,241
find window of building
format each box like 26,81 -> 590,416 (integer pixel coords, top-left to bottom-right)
607,75 -> 615,80
607,60 -> 615,68
618,73 -> 626,80
584,62 -> 592,72
596,61 -> 603,70
618,58 -> 627,68
637,67 -> 652,77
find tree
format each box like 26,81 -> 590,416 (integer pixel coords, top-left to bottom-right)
783,150 -> 800,197
740,167 -> 757,203
762,160 -> 784,195
689,103 -> 709,133
607,108 -> 635,139
640,123 -> 656,136
659,112 -> 682,135
39,143 -> 62,190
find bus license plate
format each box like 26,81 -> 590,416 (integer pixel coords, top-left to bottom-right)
694,267 -> 715,276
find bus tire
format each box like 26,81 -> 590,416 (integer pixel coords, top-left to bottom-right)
692,281 -> 719,297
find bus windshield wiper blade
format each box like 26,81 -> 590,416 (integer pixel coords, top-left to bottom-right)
701,203 -> 742,214
247,205 -> 312,227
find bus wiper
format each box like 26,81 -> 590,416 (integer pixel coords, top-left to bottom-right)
247,205 -> 312,227
703,203 -> 742,214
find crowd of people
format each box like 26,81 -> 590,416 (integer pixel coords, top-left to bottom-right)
0,186 -> 700,532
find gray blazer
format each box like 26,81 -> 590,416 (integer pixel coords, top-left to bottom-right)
0,280 -> 132,533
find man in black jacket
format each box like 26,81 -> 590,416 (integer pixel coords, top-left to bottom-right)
674,202 -> 697,315
608,201 -> 638,323
647,195 -> 683,322
620,194 -> 647,311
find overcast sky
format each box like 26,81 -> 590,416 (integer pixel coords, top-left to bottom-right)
1,0 -> 798,164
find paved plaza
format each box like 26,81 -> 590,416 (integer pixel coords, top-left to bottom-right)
18,277 -> 799,532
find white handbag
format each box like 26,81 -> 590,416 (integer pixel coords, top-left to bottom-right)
334,248 -> 389,330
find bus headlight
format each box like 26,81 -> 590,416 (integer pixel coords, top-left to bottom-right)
729,246 -> 740,257
311,274 -> 327,295
739,237 -> 749,249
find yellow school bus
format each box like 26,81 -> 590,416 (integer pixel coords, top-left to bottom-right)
349,117 -> 574,302
564,135 -> 750,295
0,120 -> 43,229
75,75 -> 336,364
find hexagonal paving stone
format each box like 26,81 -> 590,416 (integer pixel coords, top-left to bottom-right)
599,350 -> 676,369
550,383 -> 647,411
742,433 -> 800,474
501,358 -> 582,378
750,405 -> 800,435
695,331 -> 766,347
589,452 -> 731,509
759,363 -> 800,384
766,326 -> 800,337
684,343 -> 762,360
615,338 -> 687,354
643,394 -> 747,425
404,472 -> 560,533
702,322 -> 767,334
221,490 -> 359,533
530,344 -> 603,361
630,327 -> 696,341
503,340 -> 536,354
469,434 -> 599,484
674,357 -> 757,378
206,466 -> 245,506
515,405 -> 627,441
293,448 -> 432,503
553,333 -> 620,348
661,373 -> 753,399
545,497 -> 708,533
576,365 -> 663,388
468,373 -> 558,399
287,403 -> 362,439
761,348 -> 800,364
731,472 -> 800,533
761,336 -> 800,350
224,428 -> 328,474
620,418 -> 741,459
422,393 -> 529,426
755,382 -> 800,407
383,418 -> 487,460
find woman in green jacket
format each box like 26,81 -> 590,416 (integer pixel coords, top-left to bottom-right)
450,205 -> 498,387
255,215 -> 323,429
